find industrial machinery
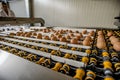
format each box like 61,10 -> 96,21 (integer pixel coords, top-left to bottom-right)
0,17 -> 120,80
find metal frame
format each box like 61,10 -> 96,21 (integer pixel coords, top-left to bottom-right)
0,50 -> 75,80
51,26 -> 119,30
0,17 -> 45,26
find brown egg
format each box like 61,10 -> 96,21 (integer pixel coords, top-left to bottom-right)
83,40 -> 90,46
55,32 -> 59,35
97,41 -> 106,49
59,30 -> 64,34
82,29 -> 87,34
75,35 -> 82,40
113,42 -> 120,51
97,35 -> 104,38
111,38 -> 119,44
32,32 -> 37,36
21,34 -> 25,37
98,31 -> 103,35
60,37 -> 67,42
70,38 -> 78,44
109,36 -> 116,41
69,30 -> 73,33
56,34 -> 62,39
25,34 -> 31,37
16,32 -> 21,36
69,33 -> 74,37
51,36 -> 57,41
65,35 -> 71,39
21,32 -> 27,37
107,32 -> 113,37
24,32 -> 28,34
40,29 -> 43,31
77,33 -> 83,38
63,30 -> 66,33
75,31 -> 79,33
66,30 -> 69,32
46,29 -> 50,33
43,36 -> 49,40
97,38 -> 105,42
42,29 -> 47,33
88,31 -> 94,36
9,32 -> 15,36
36,33 -> 42,39
85,36 -> 92,41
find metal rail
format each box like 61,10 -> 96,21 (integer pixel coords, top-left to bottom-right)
0,17 -> 45,26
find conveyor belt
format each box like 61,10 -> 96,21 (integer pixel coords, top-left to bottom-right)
0,41 -> 84,67
0,50 -> 75,80
4,37 -> 87,56
14,36 -> 91,49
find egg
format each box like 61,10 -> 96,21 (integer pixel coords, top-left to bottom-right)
36,33 -> 42,39
28,32 -> 32,35
59,30 -> 64,34
65,35 -> 71,39
77,33 -> 83,38
75,35 -> 82,40
88,31 -> 94,36
43,29 -> 47,33
69,33 -> 74,37
50,34 -> 54,37
46,29 -> 50,33
70,38 -> 78,44
85,36 -> 92,41
32,32 -> 37,36
113,42 -> 120,51
43,36 -> 49,40
82,29 -> 87,34
98,31 -> 103,35
56,34 -> 62,39
40,29 -> 43,31
55,32 -> 59,35
111,38 -> 119,44
66,30 -> 69,32
96,36 -> 106,49
21,32 -> 27,37
109,36 -> 116,41
16,32 -> 21,36
25,34 -> 31,37
75,31 -> 79,33
97,35 -> 105,41
69,30 -> 73,33
83,40 -> 90,46
60,37 -> 67,42
51,36 -> 57,41
9,32 -> 15,36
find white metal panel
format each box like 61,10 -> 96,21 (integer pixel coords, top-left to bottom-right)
9,0 -> 28,17
34,0 -> 120,28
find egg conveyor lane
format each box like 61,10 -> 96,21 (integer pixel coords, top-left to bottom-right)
3,37 -> 88,56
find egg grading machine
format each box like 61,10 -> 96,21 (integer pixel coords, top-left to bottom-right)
0,28 -> 95,80
0,17 -> 120,80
